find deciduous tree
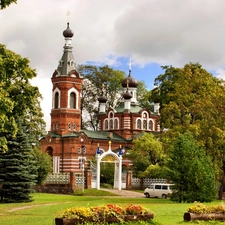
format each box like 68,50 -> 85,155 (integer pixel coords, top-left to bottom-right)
0,44 -> 46,152
78,65 -> 125,130
32,147 -> 52,185
128,132 -> 165,178
0,0 -> 17,9
152,63 -> 225,199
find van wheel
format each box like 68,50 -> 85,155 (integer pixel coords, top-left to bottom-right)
162,194 -> 167,199
145,193 -> 150,198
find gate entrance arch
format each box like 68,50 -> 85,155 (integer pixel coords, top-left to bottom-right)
96,141 -> 123,190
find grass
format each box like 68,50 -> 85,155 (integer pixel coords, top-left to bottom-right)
0,189 -> 224,225
74,188 -> 119,196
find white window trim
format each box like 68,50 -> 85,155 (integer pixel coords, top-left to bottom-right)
52,87 -> 60,109
68,87 -> 79,109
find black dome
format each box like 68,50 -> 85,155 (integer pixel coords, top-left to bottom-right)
122,70 -> 138,88
63,23 -> 74,38
98,96 -> 107,103
123,91 -> 132,100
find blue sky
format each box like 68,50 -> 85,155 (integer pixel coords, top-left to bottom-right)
87,56 -> 164,89
113,59 -> 164,89
1,0 -> 225,130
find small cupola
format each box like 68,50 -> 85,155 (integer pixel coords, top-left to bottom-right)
63,22 -> 74,38
98,84 -> 107,114
123,90 -> 132,100
98,96 -> 107,103
122,70 -> 138,88
121,58 -> 138,104
123,81 -> 132,112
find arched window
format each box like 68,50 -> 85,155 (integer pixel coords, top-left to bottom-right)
69,60 -> 75,67
55,92 -> 59,109
137,119 -> 141,129
143,120 -> 147,129
46,147 -> 53,157
58,60 -> 63,67
68,123 -> 72,131
70,92 -> 76,108
149,120 -> 153,130
114,119 -> 119,129
110,119 -> 113,129
105,120 -> 108,130
109,112 -> 113,118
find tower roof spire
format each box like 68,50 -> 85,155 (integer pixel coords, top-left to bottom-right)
53,22 -> 81,78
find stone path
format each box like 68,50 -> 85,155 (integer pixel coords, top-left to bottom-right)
101,188 -> 145,198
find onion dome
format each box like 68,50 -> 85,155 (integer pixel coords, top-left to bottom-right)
63,22 -> 74,38
122,70 -> 138,88
98,95 -> 107,103
123,90 -> 132,100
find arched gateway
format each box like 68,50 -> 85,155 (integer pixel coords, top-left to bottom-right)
96,141 -> 123,190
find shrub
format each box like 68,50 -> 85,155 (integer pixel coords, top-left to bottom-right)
58,204 -> 153,222
187,202 -> 225,214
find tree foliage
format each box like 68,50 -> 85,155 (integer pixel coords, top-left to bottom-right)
0,44 -> 46,152
153,63 -> 225,137
152,63 -> 225,199
100,162 -> 114,186
32,147 -> 52,185
0,0 -> 17,9
128,132 -> 165,178
0,120 -> 37,203
78,65 -> 126,130
137,81 -> 152,109
167,132 -> 217,203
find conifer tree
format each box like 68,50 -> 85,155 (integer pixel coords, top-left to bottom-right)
0,120 -> 37,203
167,132 -> 217,203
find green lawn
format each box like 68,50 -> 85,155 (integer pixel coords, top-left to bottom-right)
0,190 -> 224,225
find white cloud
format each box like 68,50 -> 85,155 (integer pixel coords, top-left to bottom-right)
30,76 -> 52,131
215,69 -> 225,80
2,0 -> 225,130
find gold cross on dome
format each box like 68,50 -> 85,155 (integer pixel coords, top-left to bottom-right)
66,10 -> 71,23
126,79 -> 130,88
102,83 -> 105,92
108,141 -> 112,146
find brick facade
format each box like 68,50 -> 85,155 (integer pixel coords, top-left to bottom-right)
40,23 -> 160,175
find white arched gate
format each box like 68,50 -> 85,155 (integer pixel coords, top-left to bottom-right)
96,141 -> 123,190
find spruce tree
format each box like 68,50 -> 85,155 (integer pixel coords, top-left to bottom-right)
167,132 -> 217,203
0,120 -> 37,203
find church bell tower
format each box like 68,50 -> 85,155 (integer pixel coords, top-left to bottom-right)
50,23 -> 83,135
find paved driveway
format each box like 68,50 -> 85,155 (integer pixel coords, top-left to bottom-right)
101,189 -> 145,198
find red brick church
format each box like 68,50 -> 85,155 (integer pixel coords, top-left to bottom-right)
40,23 -> 160,175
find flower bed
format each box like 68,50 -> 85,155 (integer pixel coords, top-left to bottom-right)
55,204 -> 154,224
184,202 -> 225,221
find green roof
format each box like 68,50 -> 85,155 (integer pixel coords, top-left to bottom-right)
48,132 -> 61,138
115,102 -> 143,113
46,130 -> 127,142
81,130 -> 126,142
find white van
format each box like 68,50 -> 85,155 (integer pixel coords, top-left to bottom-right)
144,183 -> 173,199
